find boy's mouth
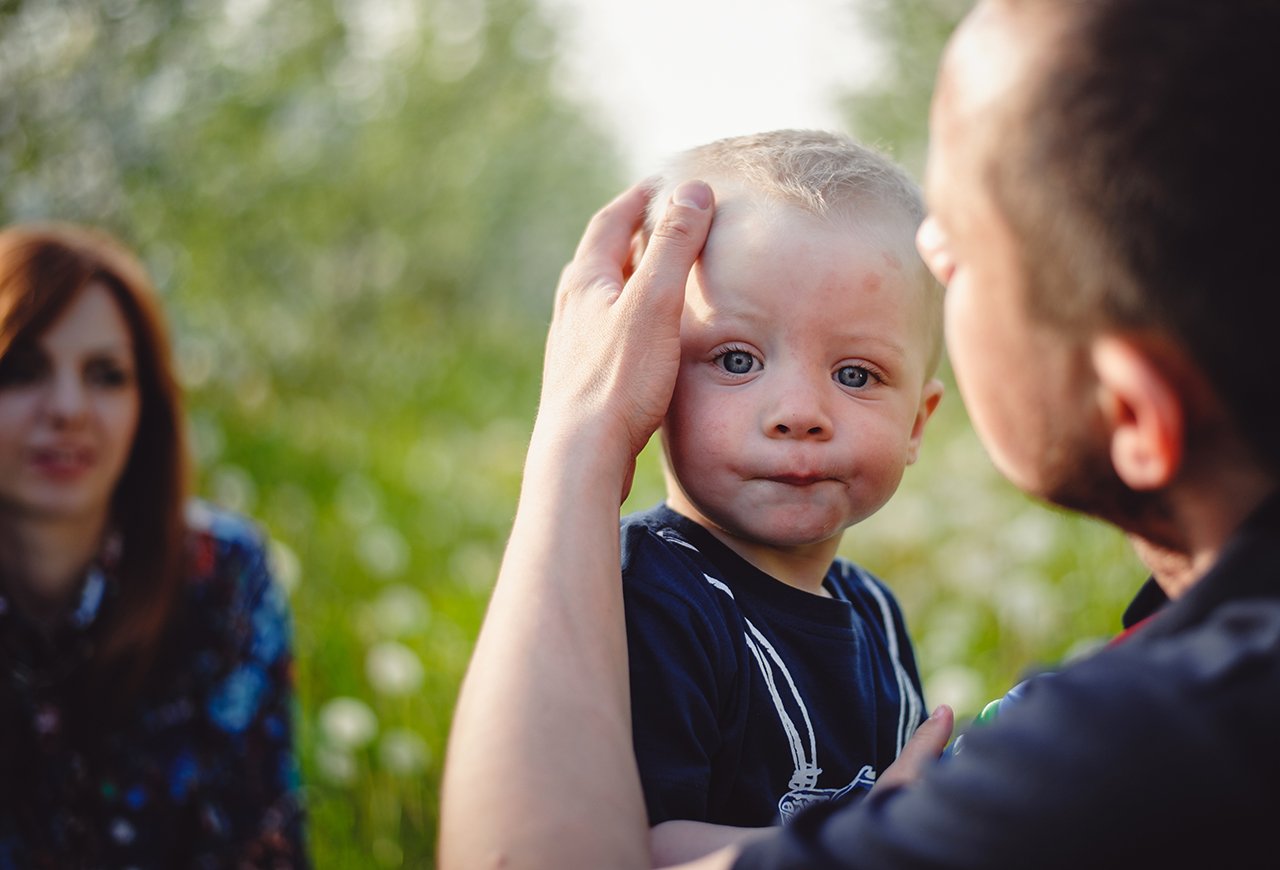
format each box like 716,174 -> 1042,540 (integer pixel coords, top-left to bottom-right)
765,473 -> 831,487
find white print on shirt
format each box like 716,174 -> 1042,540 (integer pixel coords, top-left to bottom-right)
776,764 -> 877,824
656,527 -> 923,823
858,573 -> 925,757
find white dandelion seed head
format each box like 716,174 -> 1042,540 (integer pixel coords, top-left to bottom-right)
269,538 -> 302,596
318,696 -> 378,749
315,744 -> 359,786
378,728 -> 430,776
366,584 -> 431,638
365,640 -> 424,696
357,524 -> 410,578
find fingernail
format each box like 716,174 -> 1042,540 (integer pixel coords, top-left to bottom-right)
931,705 -> 948,719
673,180 -> 711,210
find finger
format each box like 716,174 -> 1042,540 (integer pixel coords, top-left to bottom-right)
911,704 -> 955,756
622,228 -> 647,285
626,179 -> 714,312
572,182 -> 652,276
875,705 -> 954,792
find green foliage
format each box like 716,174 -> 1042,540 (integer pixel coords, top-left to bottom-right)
841,0 -> 971,176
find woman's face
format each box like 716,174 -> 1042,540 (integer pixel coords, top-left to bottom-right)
0,282 -> 141,529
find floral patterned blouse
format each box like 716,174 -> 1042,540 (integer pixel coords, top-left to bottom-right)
0,503 -> 307,869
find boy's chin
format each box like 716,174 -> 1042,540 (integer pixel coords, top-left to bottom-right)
716,509 -> 852,553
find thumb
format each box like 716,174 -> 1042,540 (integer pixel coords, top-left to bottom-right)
874,705 -> 955,793
626,180 -> 714,313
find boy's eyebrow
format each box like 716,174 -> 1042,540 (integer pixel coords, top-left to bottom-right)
830,330 -> 908,361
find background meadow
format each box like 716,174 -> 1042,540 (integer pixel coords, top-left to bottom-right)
2,0 -> 1142,863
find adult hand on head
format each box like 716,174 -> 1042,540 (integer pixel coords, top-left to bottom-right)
439,181 -> 713,870
534,179 -> 714,501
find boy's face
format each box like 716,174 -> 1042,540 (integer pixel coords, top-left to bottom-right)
662,200 -> 942,565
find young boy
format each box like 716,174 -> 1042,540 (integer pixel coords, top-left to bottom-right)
621,129 -> 944,860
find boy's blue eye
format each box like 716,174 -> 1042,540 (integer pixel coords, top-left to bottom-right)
836,366 -> 871,388
718,351 -> 756,375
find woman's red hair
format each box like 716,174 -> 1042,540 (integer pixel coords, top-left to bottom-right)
0,223 -> 190,682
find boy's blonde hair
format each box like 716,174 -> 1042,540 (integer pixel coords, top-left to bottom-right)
646,129 -> 942,374
647,129 -> 924,229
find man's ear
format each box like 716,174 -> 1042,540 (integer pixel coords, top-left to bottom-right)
905,378 -> 945,464
1092,335 -> 1185,490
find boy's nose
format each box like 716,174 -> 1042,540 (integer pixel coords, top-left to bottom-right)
764,381 -> 833,440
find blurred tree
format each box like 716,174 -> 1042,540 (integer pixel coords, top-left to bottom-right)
840,0 -> 969,176
1,0 -> 624,864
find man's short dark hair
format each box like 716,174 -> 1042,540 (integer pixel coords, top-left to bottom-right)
990,0 -> 1279,471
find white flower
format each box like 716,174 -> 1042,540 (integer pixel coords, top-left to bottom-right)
365,641 -> 424,696
366,584 -> 430,637
315,744 -> 359,786
210,464 -> 257,513
318,696 -> 378,749
378,728 -> 430,776
269,538 -> 302,596
357,524 -> 410,578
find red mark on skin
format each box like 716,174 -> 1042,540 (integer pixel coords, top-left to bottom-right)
862,271 -> 883,294
882,250 -> 902,272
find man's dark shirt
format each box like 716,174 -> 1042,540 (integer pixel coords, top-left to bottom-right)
738,493 -> 1280,869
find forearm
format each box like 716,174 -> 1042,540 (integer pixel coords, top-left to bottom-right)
438,180 -> 714,870
651,820 -> 771,868
439,433 -> 649,869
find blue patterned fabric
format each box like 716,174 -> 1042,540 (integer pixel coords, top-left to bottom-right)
0,503 -> 307,868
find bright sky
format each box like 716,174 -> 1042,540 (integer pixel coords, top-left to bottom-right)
539,0 -> 881,177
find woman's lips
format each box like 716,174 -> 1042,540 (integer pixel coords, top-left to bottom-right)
30,445 -> 94,479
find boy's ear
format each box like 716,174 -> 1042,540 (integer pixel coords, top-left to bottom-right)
1091,335 -> 1184,490
905,378 -> 945,464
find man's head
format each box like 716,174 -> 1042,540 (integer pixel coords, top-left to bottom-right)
648,131 -> 945,568
920,0 -> 1280,549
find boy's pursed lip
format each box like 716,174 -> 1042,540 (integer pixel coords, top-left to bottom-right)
763,473 -> 834,487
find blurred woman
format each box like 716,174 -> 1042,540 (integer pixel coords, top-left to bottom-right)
0,223 -> 307,867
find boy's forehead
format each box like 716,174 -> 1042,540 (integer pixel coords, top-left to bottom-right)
691,187 -> 942,371
703,187 -> 851,243
701,191 -> 919,273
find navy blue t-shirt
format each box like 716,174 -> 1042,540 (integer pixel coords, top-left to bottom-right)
621,504 -> 926,828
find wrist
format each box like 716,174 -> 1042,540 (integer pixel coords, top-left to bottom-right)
524,420 -> 633,506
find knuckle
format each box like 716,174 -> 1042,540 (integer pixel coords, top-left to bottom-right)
650,212 -> 698,248
556,259 -> 578,290
553,262 -> 578,303
590,196 -> 625,228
